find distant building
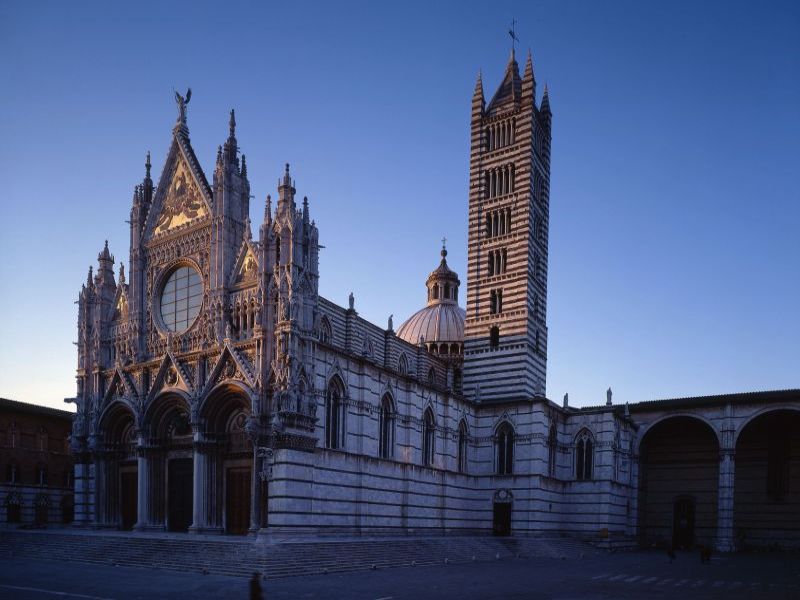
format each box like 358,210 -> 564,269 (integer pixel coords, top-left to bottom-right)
67,49 -> 799,551
1,398 -> 74,526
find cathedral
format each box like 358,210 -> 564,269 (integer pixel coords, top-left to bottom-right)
67,48 -> 799,551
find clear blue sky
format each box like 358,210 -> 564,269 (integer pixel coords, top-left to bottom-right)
1,0 -> 798,410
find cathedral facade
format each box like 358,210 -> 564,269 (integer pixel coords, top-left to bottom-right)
67,50 -> 799,551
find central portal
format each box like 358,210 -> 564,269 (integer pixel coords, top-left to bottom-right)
167,458 -> 193,532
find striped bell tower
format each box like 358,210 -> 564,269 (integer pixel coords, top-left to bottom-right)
463,48 -> 552,403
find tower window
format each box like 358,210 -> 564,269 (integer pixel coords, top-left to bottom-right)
489,326 -> 500,349
489,289 -> 503,314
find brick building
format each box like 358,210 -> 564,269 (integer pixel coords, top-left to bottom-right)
1,398 -> 74,526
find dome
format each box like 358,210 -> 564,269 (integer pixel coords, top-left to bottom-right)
396,302 -> 466,346
396,243 -> 465,348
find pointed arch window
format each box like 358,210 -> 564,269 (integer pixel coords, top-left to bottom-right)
422,408 -> 436,467
325,377 -> 345,450
427,367 -> 437,387
379,394 -> 395,459
397,353 -> 409,376
575,430 -> 594,480
458,420 -> 468,473
319,316 -> 332,344
496,422 -> 515,475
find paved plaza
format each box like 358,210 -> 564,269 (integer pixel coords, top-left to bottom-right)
1,549 -> 799,599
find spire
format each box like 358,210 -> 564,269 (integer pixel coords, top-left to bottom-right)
241,154 -> 247,178
119,263 -> 125,285
282,163 -> 291,187
86,266 -> 93,288
98,240 -> 113,263
303,196 -> 309,224
486,49 -> 522,112
223,110 -> 238,166
265,194 -> 272,223
145,151 -> 151,180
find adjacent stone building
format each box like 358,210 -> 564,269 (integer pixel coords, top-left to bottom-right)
1,398 -> 74,527
67,50 -> 799,551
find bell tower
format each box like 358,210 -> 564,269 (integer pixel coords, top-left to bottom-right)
462,48 -> 552,403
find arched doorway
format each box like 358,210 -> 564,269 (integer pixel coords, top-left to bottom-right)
200,386 -> 254,535
638,416 -> 719,549
97,402 -> 138,530
734,410 -> 800,549
142,393 -> 193,532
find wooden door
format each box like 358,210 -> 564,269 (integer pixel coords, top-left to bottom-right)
226,467 -> 251,535
672,497 -> 695,549
167,458 -> 193,532
120,471 -> 137,530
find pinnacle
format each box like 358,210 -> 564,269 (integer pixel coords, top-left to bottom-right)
523,50 -> 534,81
229,109 -> 236,137
473,70 -> 484,99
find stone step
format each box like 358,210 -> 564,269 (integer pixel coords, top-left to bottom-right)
0,530 -> 598,579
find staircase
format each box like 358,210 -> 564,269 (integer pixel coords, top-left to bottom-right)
0,529 -> 599,579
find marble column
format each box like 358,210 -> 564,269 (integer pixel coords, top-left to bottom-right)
134,439 -> 151,530
190,435 -> 209,533
249,446 -> 262,533
716,449 -> 736,552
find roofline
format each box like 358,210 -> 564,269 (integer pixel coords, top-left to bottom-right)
0,397 -> 76,420
578,389 -> 800,413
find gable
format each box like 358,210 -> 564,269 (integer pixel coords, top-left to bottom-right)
155,155 -> 208,234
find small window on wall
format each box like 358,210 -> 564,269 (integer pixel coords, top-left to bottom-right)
422,409 -> 436,467
457,420 -> 468,473
496,422 -> 515,475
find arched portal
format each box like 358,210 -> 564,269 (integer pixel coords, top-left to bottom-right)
140,393 -> 193,532
96,402 -> 138,530
734,409 -> 800,549
638,416 -> 719,549
200,385 -> 254,535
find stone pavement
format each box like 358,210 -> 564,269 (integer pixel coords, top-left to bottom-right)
1,547 -> 800,599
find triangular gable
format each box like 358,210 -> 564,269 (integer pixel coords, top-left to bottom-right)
230,239 -> 260,287
203,342 -> 257,395
102,367 -> 138,407
148,350 -> 194,402
144,133 -> 213,240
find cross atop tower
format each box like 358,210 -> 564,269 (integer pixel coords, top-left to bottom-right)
508,20 -> 519,53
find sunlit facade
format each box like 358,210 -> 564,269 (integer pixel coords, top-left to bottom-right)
67,50 -> 800,550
